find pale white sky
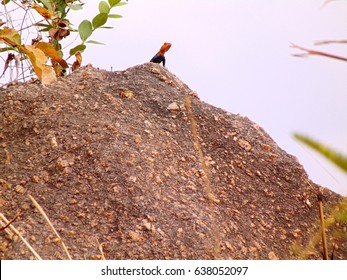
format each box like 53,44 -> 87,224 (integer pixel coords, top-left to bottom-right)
2,0 -> 347,195
75,0 -> 347,195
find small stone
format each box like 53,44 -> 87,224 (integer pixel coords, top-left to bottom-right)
129,176 -> 137,183
143,221 -> 155,232
150,68 -> 160,74
305,199 -> 312,208
118,88 -> 134,99
269,153 -> 279,159
129,231 -> 142,241
50,137 -> 58,149
15,185 -> 26,194
197,169 -> 206,177
225,241 -> 234,252
167,102 -> 180,111
135,135 -> 142,144
0,241 -> 9,252
293,229 -> 301,238
238,139 -> 252,151
144,120 -> 152,127
90,255 -> 102,260
57,158 -> 69,171
253,241 -> 262,250
157,228 -> 166,236
69,199 -> 78,205
188,91 -> 199,99
268,251 -> 279,260
177,228 -> 183,238
143,222 -> 151,231
53,238 -> 61,244
260,143 -> 272,151
62,167 -> 72,175
207,193 -> 220,204
155,176 -> 163,184
32,176 -> 40,183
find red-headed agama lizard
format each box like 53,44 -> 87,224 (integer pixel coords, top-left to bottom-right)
150,42 -> 172,67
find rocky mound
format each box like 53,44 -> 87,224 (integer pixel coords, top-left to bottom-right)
0,63 -> 345,259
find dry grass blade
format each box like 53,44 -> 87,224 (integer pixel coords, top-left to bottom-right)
184,96 -> 221,259
318,194 -> 328,260
293,196 -> 347,259
28,194 -> 72,260
0,212 -> 42,260
97,239 -> 106,260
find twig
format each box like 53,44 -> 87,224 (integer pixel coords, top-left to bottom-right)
0,212 -> 42,260
315,39 -> 347,45
0,209 -> 23,231
28,194 -> 72,260
317,193 -> 328,260
290,43 -> 347,62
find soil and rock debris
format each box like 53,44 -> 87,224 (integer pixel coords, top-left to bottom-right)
0,63 -> 346,260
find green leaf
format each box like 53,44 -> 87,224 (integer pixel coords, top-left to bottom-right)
108,14 -> 122,19
1,0 -> 11,5
108,0 -> 121,7
113,2 -> 127,7
78,20 -> 92,41
294,134 -> 347,173
37,0 -> 54,11
38,27 -> 51,32
69,44 -> 86,56
92,13 -> 108,29
86,40 -> 105,45
68,4 -> 84,11
99,26 -> 114,29
99,1 -> 110,13
56,2 -> 68,18
35,23 -> 52,28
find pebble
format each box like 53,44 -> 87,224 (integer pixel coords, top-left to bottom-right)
167,102 -> 180,111
129,231 -> 142,241
32,176 -> 40,183
118,88 -> 134,99
15,185 -> 26,194
238,139 -> 252,151
50,137 -> 58,149
268,251 -> 279,260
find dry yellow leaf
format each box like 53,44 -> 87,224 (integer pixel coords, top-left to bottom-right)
21,45 -> 56,85
36,42 -> 68,68
31,3 -> 54,19
0,27 -> 21,47
72,51 -> 82,71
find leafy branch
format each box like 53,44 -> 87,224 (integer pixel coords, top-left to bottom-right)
0,0 -> 127,85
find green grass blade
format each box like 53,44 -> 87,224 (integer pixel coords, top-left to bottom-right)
294,133 -> 347,173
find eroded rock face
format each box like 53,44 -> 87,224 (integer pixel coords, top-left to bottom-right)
0,63 -> 344,259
